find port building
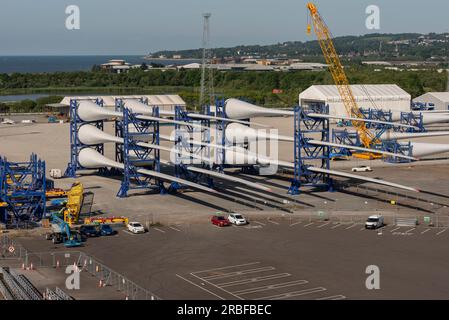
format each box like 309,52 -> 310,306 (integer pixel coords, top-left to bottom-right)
299,84 -> 411,118
413,92 -> 449,111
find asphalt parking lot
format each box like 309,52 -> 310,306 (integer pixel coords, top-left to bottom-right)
16,218 -> 449,300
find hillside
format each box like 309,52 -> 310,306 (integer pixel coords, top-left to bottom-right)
150,33 -> 449,62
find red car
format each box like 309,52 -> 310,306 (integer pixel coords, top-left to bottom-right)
211,215 -> 231,227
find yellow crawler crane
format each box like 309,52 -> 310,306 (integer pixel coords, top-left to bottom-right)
307,2 -> 382,160
63,182 -> 84,225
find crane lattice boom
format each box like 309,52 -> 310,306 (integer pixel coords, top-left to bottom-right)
307,2 -> 377,148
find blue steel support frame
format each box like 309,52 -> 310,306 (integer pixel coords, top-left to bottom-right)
214,98 -> 227,173
381,140 -> 413,163
0,153 -> 46,225
330,129 -> 360,158
64,99 -> 106,177
288,105 -> 333,195
359,108 -> 393,130
115,103 -> 162,198
398,112 -> 425,132
171,105 -> 213,191
331,107 -> 395,157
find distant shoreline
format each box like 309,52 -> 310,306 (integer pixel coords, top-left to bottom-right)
144,57 -> 201,62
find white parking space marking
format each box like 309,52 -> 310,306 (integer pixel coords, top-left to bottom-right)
317,222 -> 331,228
153,228 -> 166,233
331,224 -> 341,229
190,273 -> 243,300
176,274 -> 226,300
405,228 -> 415,234
436,228 -> 448,236
218,273 -> 291,287
244,225 -> 263,229
304,222 -> 314,227
233,279 -> 308,296
202,267 -> 275,280
317,295 -> 346,300
122,230 -> 142,236
359,227 -> 366,231
193,262 -> 260,275
345,224 -> 358,230
253,221 -> 266,226
390,227 -> 401,233
421,229 -> 431,234
257,287 -> 326,300
169,226 -> 181,232
289,221 -> 302,227
189,263 -> 345,300
267,220 -> 280,225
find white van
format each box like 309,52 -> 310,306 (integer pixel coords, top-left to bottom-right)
365,215 -> 384,229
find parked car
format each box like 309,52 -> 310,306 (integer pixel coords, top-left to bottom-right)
79,225 -> 101,237
127,222 -> 146,234
365,215 -> 384,229
228,213 -> 247,225
351,166 -> 373,173
211,215 -> 231,227
100,224 -> 116,236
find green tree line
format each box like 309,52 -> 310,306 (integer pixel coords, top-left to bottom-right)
0,67 -> 447,110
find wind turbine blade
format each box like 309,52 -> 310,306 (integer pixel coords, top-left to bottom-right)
187,113 -> 270,128
159,159 -> 272,192
308,113 -> 419,130
308,140 -> 417,161
186,166 -> 272,192
136,168 -> 217,194
307,167 -> 419,192
137,142 -> 215,164
136,115 -> 205,129
379,131 -> 449,141
78,148 -> 216,193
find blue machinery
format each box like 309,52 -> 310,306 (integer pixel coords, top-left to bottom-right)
64,99 -> 107,178
381,141 -> 413,163
50,213 -> 81,247
115,99 -> 162,197
288,105 -> 333,195
331,108 -> 422,162
171,105 -> 214,190
0,154 -> 46,225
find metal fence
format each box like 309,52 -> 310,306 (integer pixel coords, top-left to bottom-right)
0,234 -> 28,260
281,211 -> 449,228
21,250 -> 159,300
1,235 -> 160,300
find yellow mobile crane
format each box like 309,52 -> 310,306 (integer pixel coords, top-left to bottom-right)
307,2 -> 381,160
62,182 -> 84,225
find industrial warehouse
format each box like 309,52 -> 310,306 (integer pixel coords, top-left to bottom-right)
1,1 -> 449,305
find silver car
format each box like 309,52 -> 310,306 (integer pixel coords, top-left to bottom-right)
228,213 -> 247,225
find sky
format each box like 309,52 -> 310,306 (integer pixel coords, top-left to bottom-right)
0,0 -> 448,55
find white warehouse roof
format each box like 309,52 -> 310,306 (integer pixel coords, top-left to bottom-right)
300,84 -> 411,103
415,92 -> 449,102
299,84 -> 411,118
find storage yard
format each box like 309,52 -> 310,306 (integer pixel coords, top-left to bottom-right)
1,1 -> 449,302
2,108 -> 449,300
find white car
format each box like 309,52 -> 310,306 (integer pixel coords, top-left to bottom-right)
351,166 -> 373,173
1,118 -> 15,125
127,222 -> 145,234
365,215 -> 384,229
228,213 -> 247,225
